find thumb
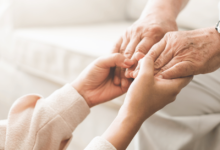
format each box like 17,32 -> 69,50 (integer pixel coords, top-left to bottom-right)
161,61 -> 195,79
95,54 -> 134,69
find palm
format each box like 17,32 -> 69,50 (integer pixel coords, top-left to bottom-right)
82,66 -> 127,106
72,54 -> 134,107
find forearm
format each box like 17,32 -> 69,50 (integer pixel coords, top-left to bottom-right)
102,107 -> 144,150
140,0 -> 189,21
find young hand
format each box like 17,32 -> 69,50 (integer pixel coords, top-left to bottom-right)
123,55 -> 193,121
71,54 -> 134,107
102,55 -> 192,150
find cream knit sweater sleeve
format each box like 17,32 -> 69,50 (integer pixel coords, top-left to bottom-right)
0,84 -> 116,150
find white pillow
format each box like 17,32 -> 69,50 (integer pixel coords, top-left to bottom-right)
126,0 -> 219,29
125,0 -> 148,20
12,0 -> 127,28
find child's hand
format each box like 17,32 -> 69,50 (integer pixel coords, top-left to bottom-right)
72,54 -> 134,107
121,55 -> 193,121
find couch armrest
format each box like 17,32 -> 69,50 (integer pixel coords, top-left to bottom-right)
11,0 -> 127,28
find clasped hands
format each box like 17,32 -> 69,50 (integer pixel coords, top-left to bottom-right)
71,17 -> 220,150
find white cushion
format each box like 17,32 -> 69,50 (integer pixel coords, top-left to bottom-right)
12,0 -> 127,28
125,0 -> 148,20
177,0 -> 219,29
7,22 -> 132,85
125,0 -> 219,29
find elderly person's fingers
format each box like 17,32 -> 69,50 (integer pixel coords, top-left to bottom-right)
124,36 -> 141,59
160,61 -> 195,79
130,40 -> 167,78
128,52 -> 145,78
125,37 -> 159,78
147,39 -> 167,62
120,36 -> 140,87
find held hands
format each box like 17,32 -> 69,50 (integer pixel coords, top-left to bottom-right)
102,55 -> 192,150
72,54 -> 134,107
121,55 -> 193,121
112,15 -> 177,87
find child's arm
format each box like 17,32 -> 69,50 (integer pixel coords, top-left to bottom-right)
0,84 -> 90,150
0,54 -> 134,150
101,55 -> 193,150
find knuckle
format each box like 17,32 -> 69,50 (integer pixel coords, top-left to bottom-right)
164,31 -> 177,40
149,50 -> 157,58
120,48 -> 126,54
124,51 -> 132,58
136,45 -> 146,54
148,25 -> 163,34
132,26 -> 142,33
155,59 -> 162,68
164,32 -> 172,39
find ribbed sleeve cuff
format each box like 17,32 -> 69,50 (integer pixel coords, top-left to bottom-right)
45,84 -> 90,131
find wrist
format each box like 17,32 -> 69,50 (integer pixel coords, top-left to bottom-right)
118,105 -> 150,125
139,12 -> 178,33
71,81 -> 92,108
142,0 -> 185,21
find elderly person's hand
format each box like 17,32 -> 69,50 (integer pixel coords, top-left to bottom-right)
72,54 -> 134,107
112,0 -> 184,87
144,27 -> 220,79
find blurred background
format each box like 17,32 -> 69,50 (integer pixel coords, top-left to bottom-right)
0,0 -> 218,149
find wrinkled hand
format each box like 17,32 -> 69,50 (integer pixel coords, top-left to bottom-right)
112,15 -> 177,86
72,54 -> 134,107
132,27 -> 220,79
121,55 -> 193,121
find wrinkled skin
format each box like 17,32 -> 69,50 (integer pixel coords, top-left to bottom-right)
132,27 -> 220,79
112,14 -> 177,86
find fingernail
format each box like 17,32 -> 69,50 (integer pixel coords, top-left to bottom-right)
158,75 -> 163,79
124,59 -> 134,66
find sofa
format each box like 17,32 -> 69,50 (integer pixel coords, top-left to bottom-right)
0,0 -> 219,149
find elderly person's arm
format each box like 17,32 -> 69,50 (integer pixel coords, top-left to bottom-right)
113,0 -> 189,88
